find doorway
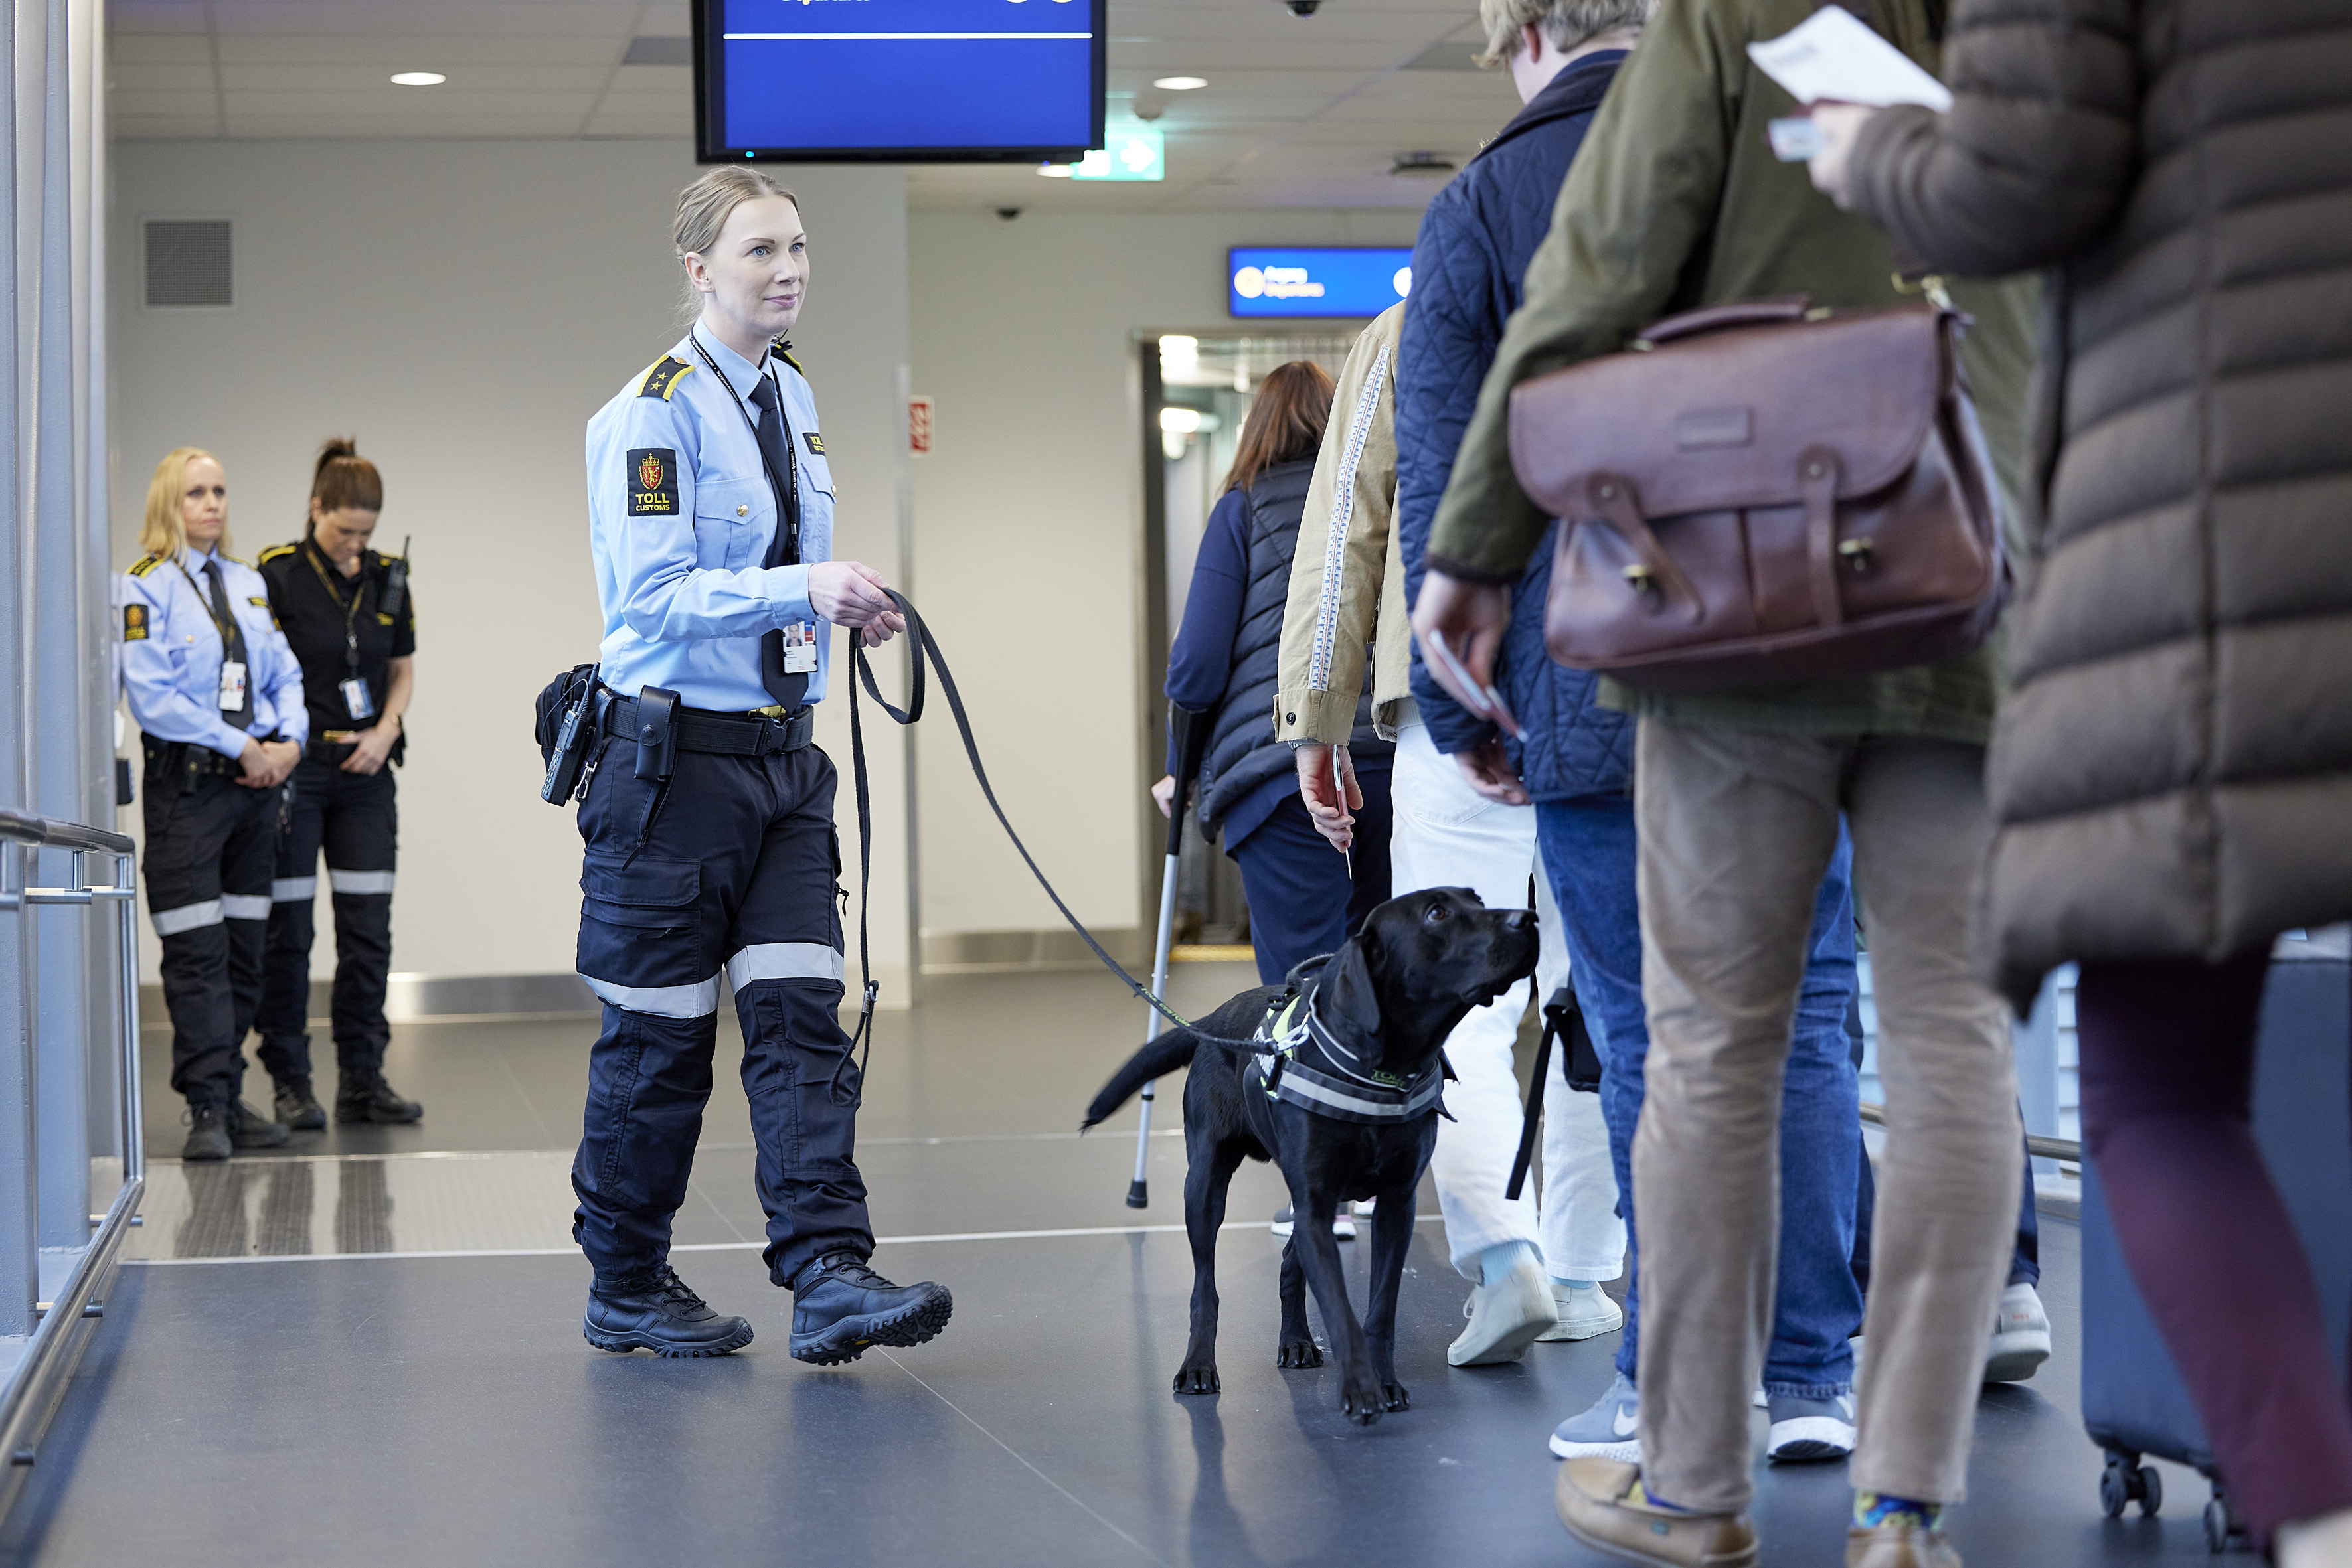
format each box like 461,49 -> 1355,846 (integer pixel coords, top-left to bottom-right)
1135,328 -> 1363,955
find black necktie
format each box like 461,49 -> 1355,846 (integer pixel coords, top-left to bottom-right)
747,376 -> 807,708
202,558 -> 253,725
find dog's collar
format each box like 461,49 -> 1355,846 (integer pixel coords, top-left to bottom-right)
1249,988 -> 1449,1125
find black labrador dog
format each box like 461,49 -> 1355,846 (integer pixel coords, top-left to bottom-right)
1084,888 -> 1538,1424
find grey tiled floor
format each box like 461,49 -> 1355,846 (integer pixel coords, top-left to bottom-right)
13,965 -> 2226,1566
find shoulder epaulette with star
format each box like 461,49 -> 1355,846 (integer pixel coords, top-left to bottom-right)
639,356 -> 695,400
126,553 -> 162,578
258,544 -> 296,566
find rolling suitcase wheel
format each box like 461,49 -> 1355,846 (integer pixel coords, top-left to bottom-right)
2203,1486 -> 2250,1553
2099,1450 -> 2162,1518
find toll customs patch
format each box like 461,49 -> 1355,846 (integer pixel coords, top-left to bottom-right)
123,603 -> 148,641
803,431 -> 825,455
627,448 -> 680,517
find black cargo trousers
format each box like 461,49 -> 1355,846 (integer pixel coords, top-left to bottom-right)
569,730 -> 873,1289
141,753 -> 278,1107
257,753 -> 398,1086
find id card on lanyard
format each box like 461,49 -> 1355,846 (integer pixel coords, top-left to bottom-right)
306,543 -> 377,722
218,659 -> 248,713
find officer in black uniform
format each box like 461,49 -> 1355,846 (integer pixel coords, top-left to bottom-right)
255,438 -> 423,1131
120,446 -> 307,1160
562,168 -> 952,1362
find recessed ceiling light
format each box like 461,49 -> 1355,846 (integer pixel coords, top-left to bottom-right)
1153,75 -> 1207,90
1036,162 -> 1074,178
390,72 -> 446,86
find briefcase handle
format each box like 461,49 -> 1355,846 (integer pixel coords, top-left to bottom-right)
1632,294 -> 1814,351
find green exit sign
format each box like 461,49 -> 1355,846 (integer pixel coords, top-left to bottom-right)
1070,129 -> 1164,181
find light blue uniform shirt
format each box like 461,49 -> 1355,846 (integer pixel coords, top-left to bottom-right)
117,544 -> 308,756
586,323 -> 837,712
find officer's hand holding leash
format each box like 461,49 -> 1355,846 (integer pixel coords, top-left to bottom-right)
808,560 -> 904,647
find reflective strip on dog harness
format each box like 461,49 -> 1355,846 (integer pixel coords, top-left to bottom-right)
219,894 -> 273,921
582,971 -> 722,1019
724,942 -> 845,989
150,899 -> 224,937
1252,1052 -> 1446,1125
328,868 -> 396,896
271,877 -> 317,902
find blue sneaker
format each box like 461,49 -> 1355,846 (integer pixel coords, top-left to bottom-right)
1549,1371 -> 1642,1461
1766,1389 -> 1857,1462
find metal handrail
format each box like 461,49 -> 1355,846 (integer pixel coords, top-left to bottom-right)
0,806 -> 143,1499
1858,1100 -> 2080,1164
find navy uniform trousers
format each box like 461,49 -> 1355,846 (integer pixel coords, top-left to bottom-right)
142,768 -> 278,1105
570,738 -> 872,1287
257,755 -> 398,1085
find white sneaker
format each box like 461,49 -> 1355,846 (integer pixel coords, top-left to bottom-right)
1764,1390 -> 1857,1462
1448,1259 -> 1554,1367
1270,1204 -> 1355,1240
1537,1282 -> 1624,1342
1985,1281 -> 2051,1383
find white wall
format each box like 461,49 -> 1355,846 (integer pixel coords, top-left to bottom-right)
110,141 -> 914,987
904,208 -> 1417,939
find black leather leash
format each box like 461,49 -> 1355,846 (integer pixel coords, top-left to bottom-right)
831,589 -> 1262,1103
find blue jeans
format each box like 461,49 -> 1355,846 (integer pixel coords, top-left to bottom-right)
1537,797 -> 1862,1397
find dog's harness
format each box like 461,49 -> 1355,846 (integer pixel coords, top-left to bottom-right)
1246,986 -> 1451,1126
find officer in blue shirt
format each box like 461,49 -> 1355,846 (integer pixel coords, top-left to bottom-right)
569,168 -> 951,1363
119,447 -> 308,1161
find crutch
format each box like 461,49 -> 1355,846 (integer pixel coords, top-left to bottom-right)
1130,703 -> 1213,1208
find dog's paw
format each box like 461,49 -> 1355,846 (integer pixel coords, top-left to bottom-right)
1276,1339 -> 1323,1370
1172,1363 -> 1220,1396
1381,1382 -> 1410,1413
1340,1383 -> 1386,1426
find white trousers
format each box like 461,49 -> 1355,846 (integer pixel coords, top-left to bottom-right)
1388,724 -> 1626,1283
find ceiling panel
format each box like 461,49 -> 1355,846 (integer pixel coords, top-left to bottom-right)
107,0 -> 1539,214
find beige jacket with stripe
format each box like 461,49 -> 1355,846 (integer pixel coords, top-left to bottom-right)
1273,304 -> 1411,747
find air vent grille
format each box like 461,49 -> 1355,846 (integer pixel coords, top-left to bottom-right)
144,219 -> 232,309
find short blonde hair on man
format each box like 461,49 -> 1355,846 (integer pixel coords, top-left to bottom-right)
673,167 -> 801,320
1474,0 -> 1651,68
138,446 -> 228,560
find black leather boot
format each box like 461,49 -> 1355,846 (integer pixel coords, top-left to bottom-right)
788,1251 -> 953,1366
335,1071 -> 423,1125
183,1101 -> 234,1162
274,1078 -> 327,1131
228,1099 -> 291,1149
584,1264 -> 754,1357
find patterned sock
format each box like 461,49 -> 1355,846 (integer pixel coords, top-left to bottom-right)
1855,1492 -> 1944,1531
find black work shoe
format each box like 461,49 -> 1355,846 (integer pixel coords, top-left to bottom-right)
335,1073 -> 424,1125
228,1100 -> 291,1149
584,1265 -> 754,1357
183,1102 -> 234,1162
274,1079 -> 327,1131
788,1251 -> 953,1366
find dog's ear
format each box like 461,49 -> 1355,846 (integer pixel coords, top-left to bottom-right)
1318,933 -> 1385,1040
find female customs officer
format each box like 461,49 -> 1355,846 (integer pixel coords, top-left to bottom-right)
254,439 -> 422,1132
570,167 -> 952,1362
119,447 -> 307,1161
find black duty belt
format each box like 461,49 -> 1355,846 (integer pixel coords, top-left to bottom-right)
142,735 -> 248,781
600,695 -> 813,757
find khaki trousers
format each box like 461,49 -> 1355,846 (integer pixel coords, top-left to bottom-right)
1631,718 -> 2021,1510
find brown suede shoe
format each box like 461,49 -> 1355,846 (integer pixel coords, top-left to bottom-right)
1556,1458 -> 1759,1568
1846,1522 -> 1963,1567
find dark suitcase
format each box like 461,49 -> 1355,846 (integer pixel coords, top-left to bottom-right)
2079,927 -> 2352,1552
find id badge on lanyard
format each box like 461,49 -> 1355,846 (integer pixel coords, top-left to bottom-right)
218,659 -> 248,714
340,676 -> 377,721
780,621 -> 819,674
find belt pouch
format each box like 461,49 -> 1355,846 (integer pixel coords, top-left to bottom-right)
633,686 -> 679,781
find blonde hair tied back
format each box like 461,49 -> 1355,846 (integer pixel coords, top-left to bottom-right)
1473,0 -> 1651,68
673,167 -> 801,322
139,445 -> 228,561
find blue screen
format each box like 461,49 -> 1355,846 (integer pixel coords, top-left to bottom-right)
713,0 -> 1099,157
1228,248 -> 1415,319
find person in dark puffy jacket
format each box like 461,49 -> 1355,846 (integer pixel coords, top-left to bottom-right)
1392,0 -> 1871,1469
1155,361 -> 1392,986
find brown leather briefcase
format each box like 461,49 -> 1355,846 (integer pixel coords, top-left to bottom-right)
1508,296 -> 2006,694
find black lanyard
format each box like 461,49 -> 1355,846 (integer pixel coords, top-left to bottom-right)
172,555 -> 240,649
303,540 -> 368,675
689,332 -> 801,564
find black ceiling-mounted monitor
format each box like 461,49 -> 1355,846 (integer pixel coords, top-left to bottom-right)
693,0 -> 1106,165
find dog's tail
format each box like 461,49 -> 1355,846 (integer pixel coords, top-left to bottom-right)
1081,1030 -> 1199,1131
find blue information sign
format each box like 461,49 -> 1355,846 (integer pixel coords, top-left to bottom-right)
1228,247 -> 1414,319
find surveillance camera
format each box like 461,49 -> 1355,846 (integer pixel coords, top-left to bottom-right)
1282,0 -> 1321,15
994,206 -> 1023,221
